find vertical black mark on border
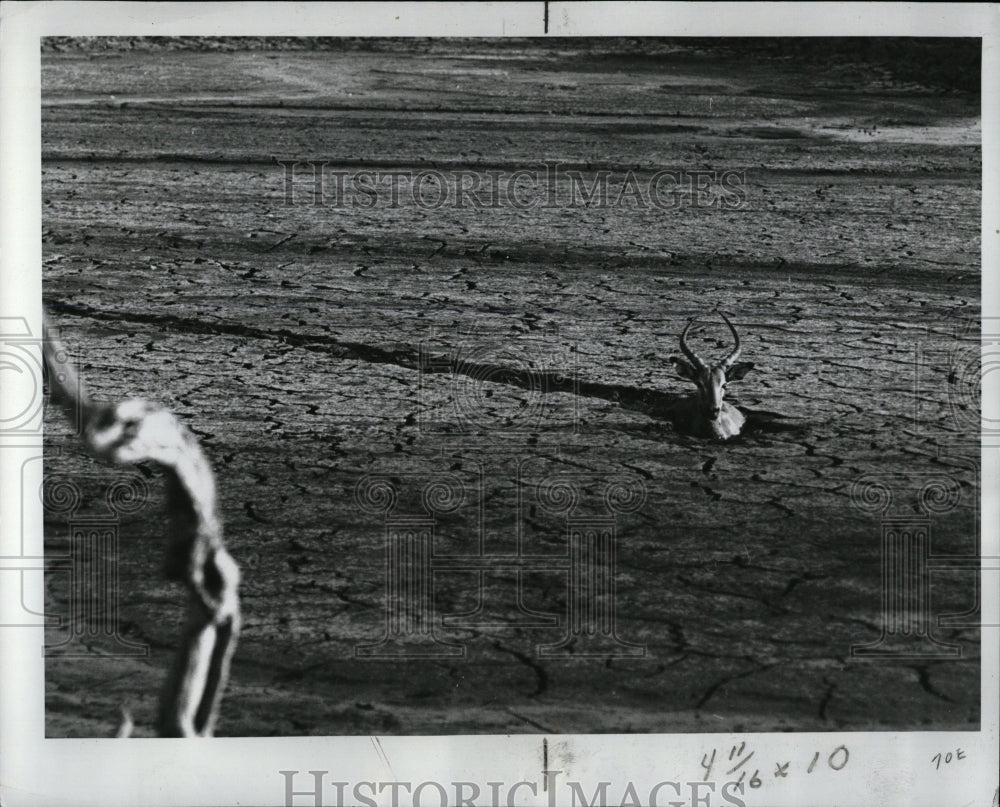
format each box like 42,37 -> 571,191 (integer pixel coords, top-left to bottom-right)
542,737 -> 549,789
544,1 -> 550,34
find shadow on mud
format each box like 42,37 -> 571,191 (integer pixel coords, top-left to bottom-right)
448,365 -> 807,443
737,410 -> 808,441
46,302 -> 805,442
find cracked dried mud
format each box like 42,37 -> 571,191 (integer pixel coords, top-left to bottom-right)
41,39 -> 981,736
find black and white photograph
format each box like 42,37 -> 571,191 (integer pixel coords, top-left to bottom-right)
1,3 -> 997,807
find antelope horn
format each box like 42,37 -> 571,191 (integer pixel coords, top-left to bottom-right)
679,318 -> 707,371
719,311 -> 742,370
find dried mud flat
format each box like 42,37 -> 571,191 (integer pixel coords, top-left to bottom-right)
40,39 -> 981,736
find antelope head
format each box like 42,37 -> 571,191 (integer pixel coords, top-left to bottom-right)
670,312 -> 755,438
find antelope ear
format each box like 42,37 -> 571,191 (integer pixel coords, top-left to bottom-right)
670,356 -> 698,381
726,361 -> 755,381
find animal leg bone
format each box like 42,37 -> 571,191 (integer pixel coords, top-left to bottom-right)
43,317 -> 240,737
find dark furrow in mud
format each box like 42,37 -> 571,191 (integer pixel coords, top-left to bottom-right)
50,298 -> 799,432
41,151 -> 982,183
